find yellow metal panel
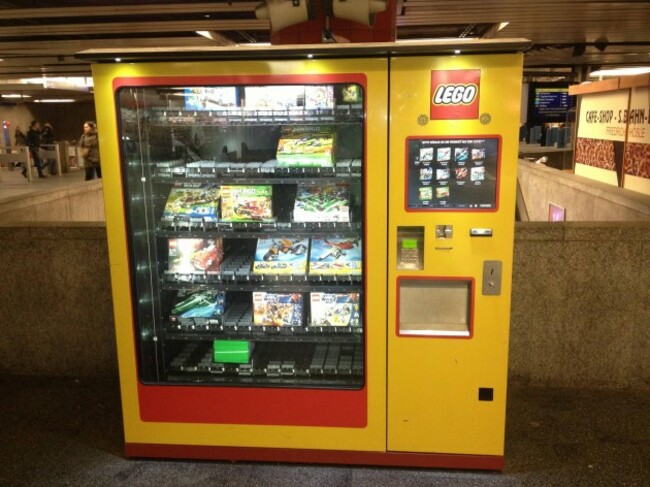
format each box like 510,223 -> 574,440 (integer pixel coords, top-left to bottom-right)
92,58 -> 388,452
387,54 -> 523,455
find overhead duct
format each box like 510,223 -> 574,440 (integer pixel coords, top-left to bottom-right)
331,0 -> 387,26
255,0 -> 314,33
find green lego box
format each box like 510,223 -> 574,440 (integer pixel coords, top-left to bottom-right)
213,340 -> 252,364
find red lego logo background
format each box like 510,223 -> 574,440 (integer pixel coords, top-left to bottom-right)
430,70 -> 481,120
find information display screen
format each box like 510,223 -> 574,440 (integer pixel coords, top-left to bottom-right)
528,83 -> 573,124
406,136 -> 500,210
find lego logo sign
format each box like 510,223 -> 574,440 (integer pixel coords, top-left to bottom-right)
430,70 -> 481,120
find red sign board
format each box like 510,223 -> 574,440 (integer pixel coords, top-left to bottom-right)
430,70 -> 481,120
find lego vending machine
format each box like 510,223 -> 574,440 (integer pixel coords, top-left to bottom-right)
93,57 -> 391,460
91,42 -> 523,469
387,54 -> 522,469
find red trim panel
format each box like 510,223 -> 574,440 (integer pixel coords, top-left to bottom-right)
125,443 -> 504,471
137,385 -> 366,427
114,72 -> 369,428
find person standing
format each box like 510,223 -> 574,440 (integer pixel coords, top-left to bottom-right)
41,122 -> 57,175
79,121 -> 101,181
14,126 -> 27,146
24,120 -> 46,179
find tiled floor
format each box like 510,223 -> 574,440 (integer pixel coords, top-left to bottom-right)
0,376 -> 648,486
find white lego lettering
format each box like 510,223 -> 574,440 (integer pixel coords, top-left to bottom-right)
433,84 -> 477,106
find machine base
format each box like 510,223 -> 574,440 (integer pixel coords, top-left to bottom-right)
125,443 -> 504,471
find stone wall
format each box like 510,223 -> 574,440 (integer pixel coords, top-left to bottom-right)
518,160 -> 650,221
0,222 -> 648,389
0,180 -> 105,223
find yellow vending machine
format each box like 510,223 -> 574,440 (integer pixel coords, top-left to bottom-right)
89,41 -> 524,469
387,53 -> 522,469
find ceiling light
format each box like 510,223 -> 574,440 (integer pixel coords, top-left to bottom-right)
454,49 -> 461,54
33,99 -> 76,103
196,31 -> 214,40
498,22 -> 509,31
1,94 -> 31,99
115,58 -> 122,63
589,67 -> 650,78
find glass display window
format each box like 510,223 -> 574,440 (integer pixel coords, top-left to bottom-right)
116,81 -> 365,389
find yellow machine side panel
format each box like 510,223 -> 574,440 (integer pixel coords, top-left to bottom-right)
92,58 -> 388,452
387,54 -> 523,455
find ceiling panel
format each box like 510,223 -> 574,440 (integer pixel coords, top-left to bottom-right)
0,0 -> 648,99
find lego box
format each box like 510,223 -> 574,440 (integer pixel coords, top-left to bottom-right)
310,292 -> 361,327
163,184 -> 220,221
293,183 -> 350,223
220,185 -> 273,222
252,238 -> 309,275
309,238 -> 362,276
170,290 -> 225,319
276,126 -> 334,168
253,292 -> 303,327
168,238 -> 223,273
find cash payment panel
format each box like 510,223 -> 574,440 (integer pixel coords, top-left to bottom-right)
90,41 -> 523,470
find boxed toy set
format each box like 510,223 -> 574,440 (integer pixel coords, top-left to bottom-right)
252,238 -> 309,275
309,238 -> 362,276
220,185 -> 273,222
168,238 -> 224,273
252,292 -> 304,327
310,292 -> 361,327
293,183 -> 350,223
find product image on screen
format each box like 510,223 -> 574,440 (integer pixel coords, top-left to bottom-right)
407,136 -> 500,209
163,184 -> 220,221
253,292 -> 303,327
419,167 -> 433,181
437,148 -> 451,162
310,292 -> 361,327
420,147 -> 434,162
252,238 -> 309,275
220,185 -> 273,222
309,238 -> 362,276
455,147 -> 469,162
168,238 -> 223,273
171,290 -> 225,319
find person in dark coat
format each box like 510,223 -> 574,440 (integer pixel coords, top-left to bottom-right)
14,126 -> 27,146
41,122 -> 57,175
24,120 -> 46,178
79,121 -> 101,180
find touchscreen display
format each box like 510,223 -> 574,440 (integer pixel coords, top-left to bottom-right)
406,136 -> 499,210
